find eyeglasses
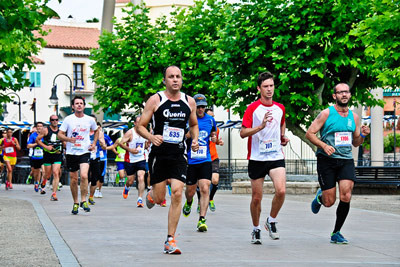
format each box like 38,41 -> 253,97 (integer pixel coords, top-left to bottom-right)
197,106 -> 206,109
50,119 -> 59,121
335,90 -> 350,95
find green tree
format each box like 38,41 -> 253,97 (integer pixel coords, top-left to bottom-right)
90,4 -> 169,116
0,0 -> 59,108
92,0 -> 384,149
350,0 -> 400,87
210,0 -> 381,148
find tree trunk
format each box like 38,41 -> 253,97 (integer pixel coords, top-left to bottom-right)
286,120 -> 317,152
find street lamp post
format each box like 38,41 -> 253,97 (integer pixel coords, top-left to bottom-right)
50,73 -> 73,115
6,92 -> 23,121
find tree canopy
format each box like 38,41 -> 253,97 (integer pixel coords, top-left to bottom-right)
91,0 -> 391,146
0,0 -> 58,108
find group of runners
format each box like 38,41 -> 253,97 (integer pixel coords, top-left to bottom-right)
0,65 -> 370,255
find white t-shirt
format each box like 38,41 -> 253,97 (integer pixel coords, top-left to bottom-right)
60,114 -> 98,155
242,99 -> 285,161
125,128 -> 146,163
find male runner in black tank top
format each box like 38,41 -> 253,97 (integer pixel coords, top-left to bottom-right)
137,65 -> 199,255
37,115 -> 65,201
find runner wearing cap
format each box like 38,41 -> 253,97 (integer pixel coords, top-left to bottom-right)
182,94 -> 217,232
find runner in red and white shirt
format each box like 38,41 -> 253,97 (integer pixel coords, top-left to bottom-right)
240,71 -> 289,244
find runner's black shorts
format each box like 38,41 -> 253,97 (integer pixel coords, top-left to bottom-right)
30,158 -> 43,169
89,158 -> 101,186
317,154 -> 355,191
148,153 -> 187,185
186,161 -> 212,185
43,152 -> 63,166
125,160 -> 146,176
211,158 -> 220,174
66,153 -> 90,172
248,159 -> 285,179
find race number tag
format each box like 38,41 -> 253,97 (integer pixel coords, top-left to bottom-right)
90,147 -> 97,159
5,147 -> 14,154
163,126 -> 184,144
259,139 -> 278,154
335,132 -> 352,147
50,133 -> 57,142
191,145 -> 207,159
99,150 -> 104,158
33,148 -> 43,157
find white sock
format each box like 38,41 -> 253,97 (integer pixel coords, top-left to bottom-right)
268,216 -> 277,223
253,225 -> 261,231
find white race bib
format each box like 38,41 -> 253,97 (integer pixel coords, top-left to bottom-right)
99,150 -> 104,158
163,126 -> 184,144
335,132 -> 352,147
5,147 -> 14,154
33,148 -> 43,157
191,145 -> 207,159
259,139 -> 278,154
50,133 -> 57,142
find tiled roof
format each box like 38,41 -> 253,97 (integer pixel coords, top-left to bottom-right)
116,0 -> 131,3
30,56 -> 45,64
34,25 -> 99,50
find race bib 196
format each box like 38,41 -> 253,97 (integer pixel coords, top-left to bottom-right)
335,132 -> 352,147
163,126 -> 184,144
33,148 -> 43,157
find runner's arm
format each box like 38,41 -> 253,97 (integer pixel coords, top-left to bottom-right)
305,109 -> 333,153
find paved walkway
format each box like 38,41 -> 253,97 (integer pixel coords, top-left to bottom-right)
0,184 -> 399,266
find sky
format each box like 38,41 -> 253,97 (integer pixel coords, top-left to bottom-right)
47,0 -> 104,22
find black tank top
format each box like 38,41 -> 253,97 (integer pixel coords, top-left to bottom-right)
151,91 -> 191,155
43,126 -> 63,154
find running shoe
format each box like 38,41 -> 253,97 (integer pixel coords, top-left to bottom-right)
5,181 -> 9,190
34,182 -> 39,192
330,231 -> 349,244
145,191 -> 155,209
182,201 -> 192,217
8,183 -> 13,189
209,200 -> 216,212
88,197 -> 95,205
197,218 -> 208,232
40,180 -> 47,189
50,193 -> 58,201
251,229 -> 262,244
94,189 -> 99,198
264,218 -> 280,240
164,236 -> 181,254
137,198 -> 144,208
40,187 -> 46,195
71,203 -> 79,215
197,203 -> 200,214
80,201 -> 91,212
98,191 -> 103,198
311,188 -> 322,214
161,199 -> 167,207
26,175 -> 32,184
122,186 -> 130,199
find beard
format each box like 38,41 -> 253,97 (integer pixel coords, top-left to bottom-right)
336,99 -> 348,107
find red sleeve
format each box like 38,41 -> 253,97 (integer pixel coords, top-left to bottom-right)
242,100 -> 260,128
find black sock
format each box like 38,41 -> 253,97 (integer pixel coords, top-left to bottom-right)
210,183 -> 219,201
167,235 -> 173,240
199,216 -> 205,221
333,201 -> 350,233
196,186 -> 200,201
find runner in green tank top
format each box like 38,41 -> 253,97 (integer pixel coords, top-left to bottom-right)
306,83 -> 370,244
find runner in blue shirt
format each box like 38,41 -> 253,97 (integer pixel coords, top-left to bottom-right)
27,122 -> 44,193
182,94 -> 217,232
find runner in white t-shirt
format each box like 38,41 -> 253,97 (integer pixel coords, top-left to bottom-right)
240,72 -> 289,244
58,96 -> 99,215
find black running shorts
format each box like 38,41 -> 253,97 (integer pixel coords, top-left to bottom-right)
211,158 -> 220,174
186,161 -> 212,185
248,159 -> 285,180
66,153 -> 90,172
148,153 -> 187,185
317,154 -> 356,190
